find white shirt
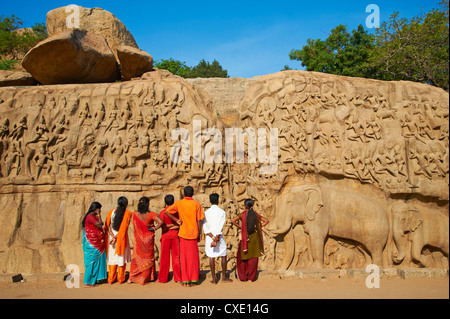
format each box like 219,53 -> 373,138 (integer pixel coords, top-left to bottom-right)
203,205 -> 227,258
203,205 -> 226,236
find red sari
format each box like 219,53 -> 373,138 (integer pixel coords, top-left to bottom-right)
129,212 -> 157,285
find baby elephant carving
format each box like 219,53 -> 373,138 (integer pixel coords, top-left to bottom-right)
391,202 -> 449,267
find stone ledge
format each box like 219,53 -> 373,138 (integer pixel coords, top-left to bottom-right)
397,268 -> 449,279
0,273 -> 68,283
1,269 -> 448,283
264,268 -> 449,280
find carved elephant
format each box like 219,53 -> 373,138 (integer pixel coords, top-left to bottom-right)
391,202 -> 449,267
268,185 -> 390,268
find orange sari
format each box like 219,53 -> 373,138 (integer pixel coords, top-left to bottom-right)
128,212 -> 157,285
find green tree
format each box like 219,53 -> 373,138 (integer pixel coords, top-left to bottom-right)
289,1 -> 449,90
289,24 -> 375,78
155,58 -> 229,78
281,65 -> 294,71
370,0 -> 449,90
0,15 -> 47,69
154,58 -> 191,77
185,59 -> 229,78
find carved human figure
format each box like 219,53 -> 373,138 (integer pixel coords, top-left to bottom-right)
365,114 -> 382,140
9,116 -> 28,141
34,141 -> 53,180
110,135 -> 128,169
346,116 -> 366,143
5,140 -> 23,176
93,104 -> 106,129
26,115 -> 50,146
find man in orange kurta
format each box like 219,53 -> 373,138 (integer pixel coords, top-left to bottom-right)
165,186 -> 205,287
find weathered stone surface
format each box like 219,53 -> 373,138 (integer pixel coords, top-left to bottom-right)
116,45 -> 153,81
0,70 -> 448,275
0,70 -> 38,87
397,268 -> 449,279
46,5 -> 138,54
141,69 -> 184,82
22,29 -> 119,85
185,77 -> 257,124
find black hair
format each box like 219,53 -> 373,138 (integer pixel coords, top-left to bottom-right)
209,193 -> 219,205
184,186 -> 194,197
81,202 -> 102,228
164,194 -> 175,206
244,198 -> 257,235
137,197 -> 150,214
112,196 -> 128,232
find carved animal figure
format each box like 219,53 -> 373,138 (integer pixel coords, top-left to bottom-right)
391,202 -> 449,267
82,164 -> 98,181
121,161 -> 147,181
268,185 -> 390,268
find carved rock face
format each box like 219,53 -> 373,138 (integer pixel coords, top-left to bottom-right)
22,30 -> 119,85
0,70 -> 448,274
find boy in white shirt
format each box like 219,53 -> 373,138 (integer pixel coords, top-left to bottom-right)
203,193 -> 233,284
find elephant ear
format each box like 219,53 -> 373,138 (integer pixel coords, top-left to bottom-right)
305,188 -> 323,221
409,208 -> 423,232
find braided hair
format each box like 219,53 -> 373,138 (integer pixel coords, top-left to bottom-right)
244,198 -> 257,235
112,197 -> 128,232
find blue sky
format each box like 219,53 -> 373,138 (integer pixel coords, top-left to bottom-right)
2,1 -> 439,78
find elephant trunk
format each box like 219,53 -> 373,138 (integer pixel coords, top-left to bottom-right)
267,215 -> 292,236
392,218 -> 407,264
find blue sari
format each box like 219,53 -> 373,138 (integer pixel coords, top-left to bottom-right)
82,215 -> 107,285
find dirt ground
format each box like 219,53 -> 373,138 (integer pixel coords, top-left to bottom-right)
0,276 -> 448,300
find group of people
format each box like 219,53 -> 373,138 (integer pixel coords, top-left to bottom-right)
81,186 -> 269,287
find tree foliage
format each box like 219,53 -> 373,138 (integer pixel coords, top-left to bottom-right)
289,24 -> 375,78
154,58 -> 191,78
155,58 -> 229,78
370,0 -> 449,90
0,15 -> 47,70
289,0 -> 449,90
185,59 -> 229,78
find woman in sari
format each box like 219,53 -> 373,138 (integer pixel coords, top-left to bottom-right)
82,202 -> 107,287
128,197 -> 164,285
104,196 -> 133,284
231,199 -> 269,282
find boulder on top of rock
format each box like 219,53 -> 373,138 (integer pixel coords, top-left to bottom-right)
22,29 -> 119,85
46,5 -> 139,55
116,45 -> 153,81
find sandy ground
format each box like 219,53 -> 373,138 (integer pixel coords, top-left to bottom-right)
0,276 -> 448,300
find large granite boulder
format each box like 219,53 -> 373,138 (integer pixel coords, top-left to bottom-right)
22,29 -> 119,85
116,45 -> 153,81
46,5 -> 139,55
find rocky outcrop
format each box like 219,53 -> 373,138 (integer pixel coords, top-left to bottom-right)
17,6 -> 153,86
46,5 -> 138,54
0,70 -> 37,87
117,45 -> 153,81
0,70 -> 448,274
22,29 -> 119,85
